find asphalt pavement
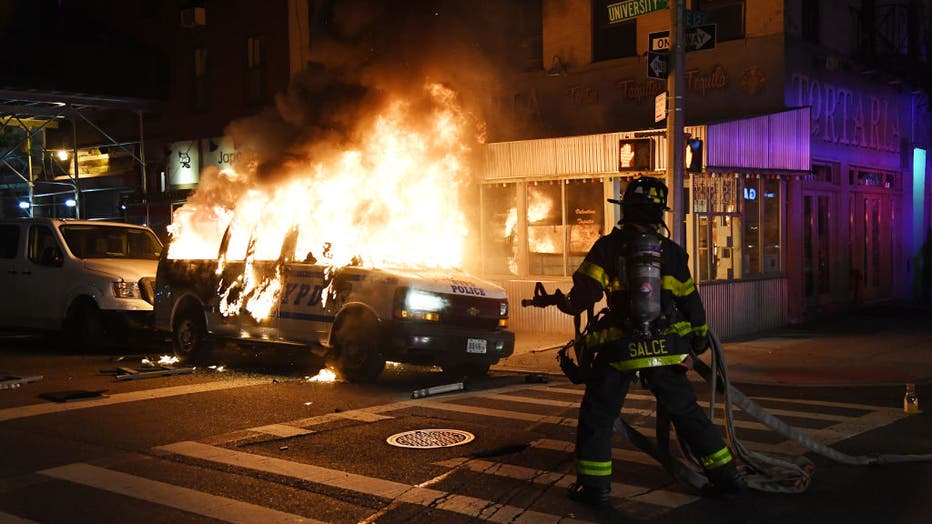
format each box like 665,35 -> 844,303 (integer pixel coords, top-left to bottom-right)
496,301 -> 932,390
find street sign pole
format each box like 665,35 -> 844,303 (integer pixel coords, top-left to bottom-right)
667,0 -> 686,246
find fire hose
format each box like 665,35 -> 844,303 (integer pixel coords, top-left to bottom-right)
522,286 -> 932,495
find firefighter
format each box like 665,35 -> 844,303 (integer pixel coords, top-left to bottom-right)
555,176 -> 745,506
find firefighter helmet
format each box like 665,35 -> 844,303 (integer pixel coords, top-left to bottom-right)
608,177 -> 670,210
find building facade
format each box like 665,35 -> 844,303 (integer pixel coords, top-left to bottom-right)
479,0 -> 932,337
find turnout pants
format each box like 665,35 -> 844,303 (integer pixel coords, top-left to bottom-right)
575,363 -> 734,490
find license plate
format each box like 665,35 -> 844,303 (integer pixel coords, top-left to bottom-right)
466,338 -> 487,354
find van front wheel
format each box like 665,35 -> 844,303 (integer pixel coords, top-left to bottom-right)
333,312 -> 385,383
172,305 -> 208,364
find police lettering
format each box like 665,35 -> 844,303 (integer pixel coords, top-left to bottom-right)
628,339 -> 668,357
450,284 -> 486,296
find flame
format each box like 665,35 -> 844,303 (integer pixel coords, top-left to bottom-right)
307,368 -> 338,383
526,189 -> 558,254
166,83 -> 482,321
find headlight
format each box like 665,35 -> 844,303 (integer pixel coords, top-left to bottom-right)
394,288 -> 447,321
405,289 -> 448,312
112,281 -> 141,299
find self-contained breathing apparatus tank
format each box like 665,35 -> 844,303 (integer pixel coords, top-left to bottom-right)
625,232 -> 663,338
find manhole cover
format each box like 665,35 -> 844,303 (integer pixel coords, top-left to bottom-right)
386,429 -> 475,449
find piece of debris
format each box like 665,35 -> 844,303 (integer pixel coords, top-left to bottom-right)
411,382 -> 464,399
39,390 -> 108,403
279,446 -> 289,451
1,375 -> 43,390
104,365 -> 194,381
525,373 -> 550,384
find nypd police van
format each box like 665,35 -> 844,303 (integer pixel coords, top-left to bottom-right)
152,249 -> 515,382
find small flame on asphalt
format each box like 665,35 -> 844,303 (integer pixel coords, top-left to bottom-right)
208,365 -> 226,372
158,355 -> 180,365
306,368 -> 337,383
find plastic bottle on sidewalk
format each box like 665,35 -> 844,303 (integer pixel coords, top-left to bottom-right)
904,384 -> 920,414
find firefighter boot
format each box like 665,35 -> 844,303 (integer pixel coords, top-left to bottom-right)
703,462 -> 747,498
567,482 -> 611,506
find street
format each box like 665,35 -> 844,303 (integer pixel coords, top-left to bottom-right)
1,334 -> 930,524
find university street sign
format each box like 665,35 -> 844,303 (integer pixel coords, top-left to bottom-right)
608,0 -> 668,24
648,24 -> 717,52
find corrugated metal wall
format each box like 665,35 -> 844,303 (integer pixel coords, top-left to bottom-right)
698,278 -> 788,339
498,277 -> 787,341
483,127 -> 706,179
706,108 -> 810,171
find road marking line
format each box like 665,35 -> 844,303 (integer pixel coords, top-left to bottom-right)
0,379 -> 267,422
435,458 -> 698,508
155,441 -> 583,524
250,424 -> 314,438
0,510 -> 37,523
536,385 -> 897,411
39,463 -> 320,523
532,438 -> 657,466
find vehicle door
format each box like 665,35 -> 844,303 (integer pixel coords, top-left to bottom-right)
0,224 -> 25,328
22,224 -> 68,329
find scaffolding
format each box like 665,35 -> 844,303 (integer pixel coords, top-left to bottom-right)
0,89 -> 152,221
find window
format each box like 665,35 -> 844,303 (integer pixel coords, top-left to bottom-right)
246,35 -> 266,103
695,0 -> 744,42
741,177 -> 783,276
592,0 -> 637,61
565,179 -> 605,274
801,0 -> 820,43
481,183 -> 519,275
692,176 -> 741,281
527,181 -> 564,275
0,225 -> 19,259
194,46 -> 209,111
27,226 -> 61,266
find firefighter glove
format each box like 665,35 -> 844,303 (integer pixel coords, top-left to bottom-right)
691,333 -> 710,355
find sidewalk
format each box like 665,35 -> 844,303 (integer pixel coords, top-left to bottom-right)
495,302 -> 932,387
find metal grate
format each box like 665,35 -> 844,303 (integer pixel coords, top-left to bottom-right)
386,429 -> 475,449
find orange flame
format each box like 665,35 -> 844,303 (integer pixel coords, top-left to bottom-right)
167,84 -> 483,320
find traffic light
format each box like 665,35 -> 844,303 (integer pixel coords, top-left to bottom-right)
685,139 -> 703,172
618,139 -> 653,172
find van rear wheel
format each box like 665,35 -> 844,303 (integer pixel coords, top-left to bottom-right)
64,299 -> 106,353
172,305 -> 208,364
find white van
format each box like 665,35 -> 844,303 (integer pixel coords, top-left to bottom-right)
0,218 -> 163,350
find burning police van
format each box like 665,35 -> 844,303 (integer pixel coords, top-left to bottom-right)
152,229 -> 515,382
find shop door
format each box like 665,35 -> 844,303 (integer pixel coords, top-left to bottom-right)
804,192 -> 833,307
861,195 -> 893,302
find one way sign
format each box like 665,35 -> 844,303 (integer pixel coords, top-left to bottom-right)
649,24 -> 717,53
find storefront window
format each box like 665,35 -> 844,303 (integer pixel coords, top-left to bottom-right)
762,179 -> 782,273
481,183 -> 518,275
565,179 -> 605,274
527,182 -> 564,276
742,178 -> 760,275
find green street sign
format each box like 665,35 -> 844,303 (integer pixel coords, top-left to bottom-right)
607,0 -> 669,24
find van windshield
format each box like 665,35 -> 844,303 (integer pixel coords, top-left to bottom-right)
60,225 -> 163,260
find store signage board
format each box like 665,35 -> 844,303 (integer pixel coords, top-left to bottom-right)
607,0 -> 668,24
649,24 -> 717,52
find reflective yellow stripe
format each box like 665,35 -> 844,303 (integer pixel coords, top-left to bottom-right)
661,275 -> 696,297
577,261 -> 609,289
693,323 -> 709,337
663,321 -> 693,337
701,446 -> 733,470
577,459 -> 612,477
607,277 -> 624,292
585,327 -> 624,348
609,354 -> 687,371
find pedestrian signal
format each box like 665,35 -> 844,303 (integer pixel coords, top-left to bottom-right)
685,139 -> 703,172
618,139 -> 653,172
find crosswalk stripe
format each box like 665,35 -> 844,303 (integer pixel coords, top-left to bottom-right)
0,379 -> 267,422
39,463 -> 319,523
250,424 -> 315,438
532,438 -> 658,466
155,441 -> 586,524
0,510 -> 37,524
435,458 -> 699,508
